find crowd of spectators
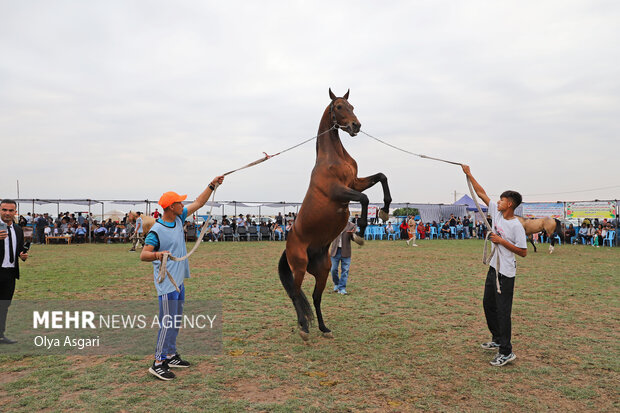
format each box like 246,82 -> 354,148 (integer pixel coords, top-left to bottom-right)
18,211 -> 136,244
386,214 -> 486,240
193,212 -> 296,241
16,209 -> 619,247
563,218 -> 617,247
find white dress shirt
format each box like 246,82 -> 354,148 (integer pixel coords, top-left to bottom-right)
2,224 -> 17,268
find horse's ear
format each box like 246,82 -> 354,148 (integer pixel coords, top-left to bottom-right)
328,88 -> 337,101
343,89 -> 350,100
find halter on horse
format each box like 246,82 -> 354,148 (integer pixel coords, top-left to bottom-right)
278,89 -> 392,341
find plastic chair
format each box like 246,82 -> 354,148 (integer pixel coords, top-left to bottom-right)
236,226 -> 248,241
247,226 -> 259,241
450,226 -> 456,239
259,226 -> 271,240
456,225 -> 464,239
387,228 -> 398,240
364,226 -> 373,240
374,226 -> 386,240
429,227 -> 437,240
222,226 -> 234,241
603,230 -> 616,247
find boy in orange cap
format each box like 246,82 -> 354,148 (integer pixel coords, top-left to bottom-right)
141,175 -> 224,381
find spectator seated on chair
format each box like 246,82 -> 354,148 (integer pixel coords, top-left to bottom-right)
119,226 -> 128,242
385,222 -> 395,235
564,224 -> 576,242
456,221 -> 464,239
586,224 -> 596,244
576,224 -> 588,244
271,222 -> 283,240
440,222 -> 450,239
417,222 -> 426,239
206,220 -> 221,242
75,225 -> 87,243
94,225 -> 107,242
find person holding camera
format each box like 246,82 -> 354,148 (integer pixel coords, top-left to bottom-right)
0,199 -> 29,344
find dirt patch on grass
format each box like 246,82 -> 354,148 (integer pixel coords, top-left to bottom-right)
224,378 -> 292,404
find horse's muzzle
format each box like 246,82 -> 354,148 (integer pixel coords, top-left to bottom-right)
346,122 -> 361,137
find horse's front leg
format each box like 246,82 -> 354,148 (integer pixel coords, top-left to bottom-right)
331,185 -> 369,242
352,173 -> 392,221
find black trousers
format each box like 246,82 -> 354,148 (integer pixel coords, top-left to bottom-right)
0,267 -> 17,336
483,267 -> 515,355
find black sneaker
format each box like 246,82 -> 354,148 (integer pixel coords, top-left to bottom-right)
490,352 -> 516,367
0,336 -> 17,344
480,341 -> 500,351
149,360 -> 176,380
166,353 -> 190,368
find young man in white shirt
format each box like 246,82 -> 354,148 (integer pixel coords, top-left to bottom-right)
462,165 -> 527,367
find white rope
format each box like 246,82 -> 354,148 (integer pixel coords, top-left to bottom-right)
361,129 -> 502,293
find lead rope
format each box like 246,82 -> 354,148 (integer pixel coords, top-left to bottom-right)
360,130 -> 502,293
155,125 -> 337,291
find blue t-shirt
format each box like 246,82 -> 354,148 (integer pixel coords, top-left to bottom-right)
145,208 -> 188,250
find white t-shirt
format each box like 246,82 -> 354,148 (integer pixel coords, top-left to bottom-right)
489,201 -> 527,278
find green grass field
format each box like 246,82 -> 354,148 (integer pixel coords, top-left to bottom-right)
1,239 -> 618,412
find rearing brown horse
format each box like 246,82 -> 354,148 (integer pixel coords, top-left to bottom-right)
278,89 -> 392,341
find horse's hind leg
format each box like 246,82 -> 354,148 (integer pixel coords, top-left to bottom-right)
308,251 -> 333,338
529,236 -> 537,253
548,231 -> 555,254
280,247 -> 314,341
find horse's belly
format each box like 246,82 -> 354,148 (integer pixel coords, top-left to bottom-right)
295,202 -> 349,246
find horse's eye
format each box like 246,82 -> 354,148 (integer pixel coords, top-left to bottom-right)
337,105 -> 342,110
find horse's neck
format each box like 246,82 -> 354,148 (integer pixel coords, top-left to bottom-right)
316,111 -> 346,160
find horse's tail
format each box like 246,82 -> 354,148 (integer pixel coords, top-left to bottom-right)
554,218 -> 564,241
278,250 -> 314,324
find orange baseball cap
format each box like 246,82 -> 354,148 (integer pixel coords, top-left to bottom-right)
159,191 -> 187,209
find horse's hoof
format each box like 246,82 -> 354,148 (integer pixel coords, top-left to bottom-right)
299,330 -> 310,341
379,209 -> 389,222
353,234 -> 364,246
322,332 -> 334,339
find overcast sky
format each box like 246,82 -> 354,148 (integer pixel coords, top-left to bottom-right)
1,0 -> 619,215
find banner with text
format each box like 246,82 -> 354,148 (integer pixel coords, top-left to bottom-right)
521,203 -> 565,219
565,201 -> 617,219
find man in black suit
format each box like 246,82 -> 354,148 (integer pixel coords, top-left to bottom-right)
0,199 -> 29,344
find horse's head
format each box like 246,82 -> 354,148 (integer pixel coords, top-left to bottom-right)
328,88 -> 361,137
